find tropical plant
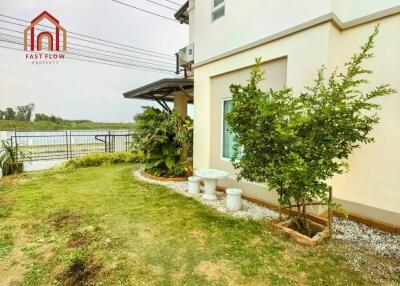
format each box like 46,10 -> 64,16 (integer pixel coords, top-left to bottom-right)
131,107 -> 193,177
0,140 -> 31,175
226,26 -> 396,236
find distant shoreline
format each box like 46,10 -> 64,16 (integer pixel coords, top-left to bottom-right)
0,120 -> 133,131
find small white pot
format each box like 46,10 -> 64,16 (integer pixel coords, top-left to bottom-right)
188,176 -> 201,194
226,188 -> 243,211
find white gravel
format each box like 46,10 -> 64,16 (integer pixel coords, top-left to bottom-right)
134,170 -> 400,265
134,170 -> 279,220
333,216 -> 400,259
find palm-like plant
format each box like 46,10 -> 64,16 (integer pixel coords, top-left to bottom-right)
0,140 -> 30,176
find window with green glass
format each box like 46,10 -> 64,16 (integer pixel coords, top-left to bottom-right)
214,0 -> 224,7
222,99 -> 234,159
212,0 -> 225,21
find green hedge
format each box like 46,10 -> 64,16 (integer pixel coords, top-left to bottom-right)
62,152 -> 137,169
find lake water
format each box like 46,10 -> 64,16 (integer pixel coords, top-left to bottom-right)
0,130 -> 131,146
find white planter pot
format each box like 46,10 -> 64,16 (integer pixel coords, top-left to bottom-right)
188,176 -> 201,194
226,188 -> 243,211
0,168 -> 2,179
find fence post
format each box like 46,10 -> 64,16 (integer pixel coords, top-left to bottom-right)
65,131 -> 69,160
14,131 -> 18,162
108,131 -> 111,153
69,131 -> 73,159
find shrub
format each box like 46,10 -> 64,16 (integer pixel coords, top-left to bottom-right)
0,140 -> 30,176
62,152 -> 137,169
131,107 -> 193,178
226,26 -> 396,235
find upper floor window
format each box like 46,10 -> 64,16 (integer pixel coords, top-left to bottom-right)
212,0 -> 225,22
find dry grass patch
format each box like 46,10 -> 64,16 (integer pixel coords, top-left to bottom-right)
195,260 -> 239,285
52,211 -> 81,230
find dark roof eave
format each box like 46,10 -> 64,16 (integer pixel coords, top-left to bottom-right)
123,78 -> 194,103
174,1 -> 189,24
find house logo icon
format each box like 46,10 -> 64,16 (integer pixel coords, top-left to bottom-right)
23,11 -> 67,52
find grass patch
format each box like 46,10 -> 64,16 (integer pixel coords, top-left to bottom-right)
0,227 -> 14,257
0,164 -> 395,285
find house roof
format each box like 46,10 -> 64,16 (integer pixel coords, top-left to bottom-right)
123,78 -> 194,103
174,1 -> 189,24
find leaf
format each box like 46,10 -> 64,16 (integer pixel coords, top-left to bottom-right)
154,159 -> 164,167
165,158 -> 174,170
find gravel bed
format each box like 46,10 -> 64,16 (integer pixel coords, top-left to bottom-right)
134,170 -> 279,220
134,169 -> 400,275
332,216 -> 400,259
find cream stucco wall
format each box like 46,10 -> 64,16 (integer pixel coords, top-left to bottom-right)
194,23 -> 331,202
327,16 -> 400,223
208,59 -> 287,203
193,14 -> 400,225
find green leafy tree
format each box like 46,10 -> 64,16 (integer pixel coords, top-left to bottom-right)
35,113 -> 63,123
16,103 -> 35,121
131,107 -> 193,177
4,108 -> 16,120
226,26 -> 396,235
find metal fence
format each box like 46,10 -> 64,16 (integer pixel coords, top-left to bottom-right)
9,130 -> 132,162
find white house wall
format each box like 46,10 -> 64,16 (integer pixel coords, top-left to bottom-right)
192,0 -> 332,63
332,0 -> 400,21
190,0 -> 400,64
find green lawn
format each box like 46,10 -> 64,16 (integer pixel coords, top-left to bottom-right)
0,165 -> 393,285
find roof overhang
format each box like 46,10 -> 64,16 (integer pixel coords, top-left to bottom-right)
123,78 -> 194,104
174,1 -> 189,24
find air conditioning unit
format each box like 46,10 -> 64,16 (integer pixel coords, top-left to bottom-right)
178,43 -> 194,67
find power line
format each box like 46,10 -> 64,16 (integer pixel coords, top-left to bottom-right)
131,0 -> 177,11
68,56 -> 161,72
0,39 -> 176,73
2,39 -> 176,73
0,13 -> 176,59
0,31 -> 178,69
0,18 -> 176,61
161,0 -> 182,7
0,27 -> 176,67
0,44 -> 171,73
112,0 -> 179,22
0,27 -> 177,68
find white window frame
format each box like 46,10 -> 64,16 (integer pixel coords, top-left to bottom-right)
212,0 -> 225,22
221,98 -> 233,161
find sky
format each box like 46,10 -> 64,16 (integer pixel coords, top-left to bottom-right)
0,0 -> 189,122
